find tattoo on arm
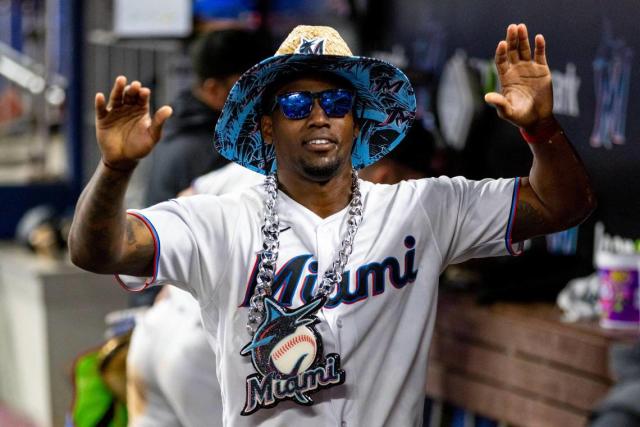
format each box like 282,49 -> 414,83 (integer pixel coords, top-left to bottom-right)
512,198 -> 549,242
126,220 -> 136,245
122,218 -> 155,276
70,163 -> 153,276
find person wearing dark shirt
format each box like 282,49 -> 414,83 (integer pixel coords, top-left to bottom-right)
145,29 -> 269,205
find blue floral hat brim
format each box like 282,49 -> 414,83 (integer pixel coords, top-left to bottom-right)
214,54 -> 416,175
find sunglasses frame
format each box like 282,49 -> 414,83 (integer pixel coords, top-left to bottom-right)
273,88 -> 356,120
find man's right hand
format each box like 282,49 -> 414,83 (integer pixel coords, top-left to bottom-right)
95,76 -> 173,171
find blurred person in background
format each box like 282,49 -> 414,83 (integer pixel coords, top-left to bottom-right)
358,121 -> 434,184
126,286 -> 220,427
133,28 -> 270,307
144,29 -> 270,206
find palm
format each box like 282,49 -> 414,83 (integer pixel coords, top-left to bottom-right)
95,77 -> 172,169
98,104 -> 155,159
500,62 -> 552,125
486,24 -> 554,130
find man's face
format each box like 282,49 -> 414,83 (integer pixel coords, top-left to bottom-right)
261,76 -> 358,182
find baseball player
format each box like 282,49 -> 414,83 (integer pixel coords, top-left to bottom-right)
69,24 -> 595,426
127,130 -> 433,426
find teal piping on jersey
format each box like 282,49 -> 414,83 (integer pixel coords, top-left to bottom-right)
505,177 -> 524,256
114,211 -> 160,292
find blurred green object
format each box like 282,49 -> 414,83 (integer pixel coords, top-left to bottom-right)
70,350 -> 127,427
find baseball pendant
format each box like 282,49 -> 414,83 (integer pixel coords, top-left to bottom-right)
240,296 -> 346,415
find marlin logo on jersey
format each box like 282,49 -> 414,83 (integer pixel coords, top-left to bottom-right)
240,235 -> 419,308
240,296 -> 345,415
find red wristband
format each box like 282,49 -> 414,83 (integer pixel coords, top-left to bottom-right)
519,120 -> 561,144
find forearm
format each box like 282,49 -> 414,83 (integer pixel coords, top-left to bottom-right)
519,120 -> 596,234
69,161 -> 141,273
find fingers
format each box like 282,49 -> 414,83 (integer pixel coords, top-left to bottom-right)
149,106 -> 173,142
95,92 -> 107,120
138,87 -> 151,106
517,24 -> 532,61
506,24 -> 520,63
123,81 -> 147,106
107,76 -> 127,110
102,76 -> 152,113
502,23 -> 537,65
534,34 -> 547,66
494,41 -> 509,75
484,92 -> 513,118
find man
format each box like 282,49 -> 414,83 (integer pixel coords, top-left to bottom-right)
126,129 -> 433,427
144,29 -> 268,205
69,24 -> 595,426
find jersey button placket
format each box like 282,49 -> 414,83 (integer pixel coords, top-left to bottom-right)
316,222 -> 346,425
317,223 -> 340,348
315,224 -> 338,357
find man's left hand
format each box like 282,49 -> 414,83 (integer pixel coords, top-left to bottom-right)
485,23 -> 554,133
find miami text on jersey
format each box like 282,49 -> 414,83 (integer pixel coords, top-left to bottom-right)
240,236 -> 418,308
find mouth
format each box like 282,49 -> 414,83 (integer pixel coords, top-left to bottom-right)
302,138 -> 337,152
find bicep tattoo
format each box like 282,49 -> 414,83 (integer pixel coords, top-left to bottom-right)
512,198 -> 548,242
122,217 -> 155,275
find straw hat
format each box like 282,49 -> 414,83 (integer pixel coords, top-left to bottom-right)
214,25 -> 416,174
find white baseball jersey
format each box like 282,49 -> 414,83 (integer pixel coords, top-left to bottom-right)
117,176 -> 521,427
191,162 -> 263,195
127,286 -> 223,427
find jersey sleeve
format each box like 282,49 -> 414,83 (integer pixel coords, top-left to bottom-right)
417,176 -> 523,266
115,196 -> 238,303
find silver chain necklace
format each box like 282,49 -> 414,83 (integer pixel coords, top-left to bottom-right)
246,170 -> 363,335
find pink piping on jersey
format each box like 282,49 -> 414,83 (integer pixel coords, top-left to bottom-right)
505,177 -> 524,256
114,211 -> 160,292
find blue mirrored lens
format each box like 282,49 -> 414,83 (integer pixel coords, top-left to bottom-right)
277,89 -> 354,119
320,89 -> 353,117
278,92 -> 313,119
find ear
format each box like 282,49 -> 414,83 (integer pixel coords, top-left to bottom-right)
261,115 -> 274,145
201,78 -> 217,95
370,165 -> 391,184
359,161 -> 391,184
199,78 -> 226,110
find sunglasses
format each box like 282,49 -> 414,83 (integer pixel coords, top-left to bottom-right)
274,89 -> 355,120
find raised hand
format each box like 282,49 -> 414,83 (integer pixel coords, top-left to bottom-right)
95,76 -> 173,171
484,24 -> 554,132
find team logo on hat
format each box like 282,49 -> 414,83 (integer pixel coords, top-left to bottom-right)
240,296 -> 345,415
296,37 -> 325,55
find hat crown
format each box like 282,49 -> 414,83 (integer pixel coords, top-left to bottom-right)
275,25 -> 353,56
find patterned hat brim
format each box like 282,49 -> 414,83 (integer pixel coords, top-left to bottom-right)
214,54 -> 416,175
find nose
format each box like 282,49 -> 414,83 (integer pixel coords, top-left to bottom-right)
306,99 -> 330,127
